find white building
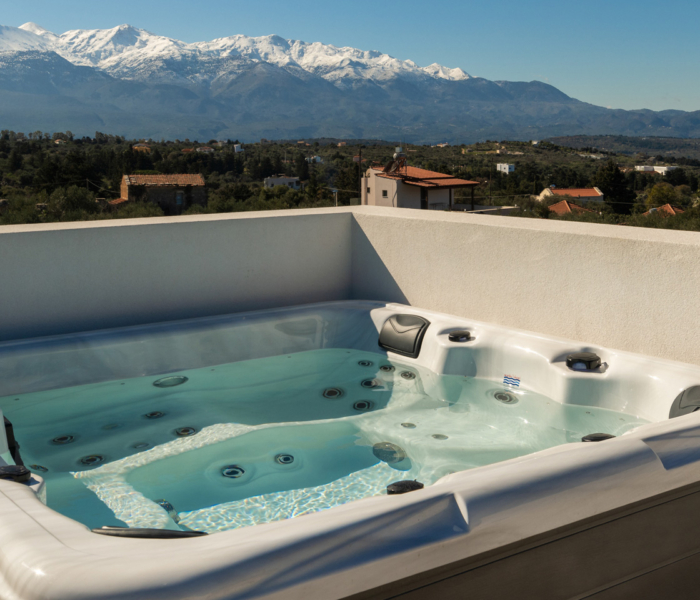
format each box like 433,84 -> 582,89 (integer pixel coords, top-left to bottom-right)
362,165 -> 478,210
234,144 -> 244,153
263,175 -> 303,191
654,166 -> 679,175
306,156 -> 324,164
497,163 -> 515,175
636,166 -> 679,175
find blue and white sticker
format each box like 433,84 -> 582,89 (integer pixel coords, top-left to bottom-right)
503,374 -> 521,387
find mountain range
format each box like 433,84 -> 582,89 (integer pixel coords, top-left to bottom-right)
0,22 -> 698,143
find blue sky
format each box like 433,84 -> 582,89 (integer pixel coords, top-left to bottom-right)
3,0 -> 699,111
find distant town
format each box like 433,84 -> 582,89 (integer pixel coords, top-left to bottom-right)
1,131 -> 698,231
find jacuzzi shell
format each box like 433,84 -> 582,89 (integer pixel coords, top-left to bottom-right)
1,300 -> 700,600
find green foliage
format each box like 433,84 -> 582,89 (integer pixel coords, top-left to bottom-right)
592,159 -> 634,214
0,130 -> 698,232
109,202 -> 165,219
645,183 -> 680,209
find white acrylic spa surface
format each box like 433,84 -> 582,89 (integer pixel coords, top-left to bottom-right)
1,301 -> 700,600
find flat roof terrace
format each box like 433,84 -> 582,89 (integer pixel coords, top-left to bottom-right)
1,206 -> 700,366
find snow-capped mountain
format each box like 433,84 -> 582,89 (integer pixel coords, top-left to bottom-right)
0,24 -> 53,53
0,22 -> 696,142
13,22 -> 471,86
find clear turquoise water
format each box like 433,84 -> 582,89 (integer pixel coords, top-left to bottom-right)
0,349 -> 649,534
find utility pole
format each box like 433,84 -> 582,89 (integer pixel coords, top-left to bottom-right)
358,148 -> 363,204
489,160 -> 492,202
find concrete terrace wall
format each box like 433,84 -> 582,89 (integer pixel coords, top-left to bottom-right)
0,209 -> 353,341
2,206 -> 700,365
351,207 -> 700,366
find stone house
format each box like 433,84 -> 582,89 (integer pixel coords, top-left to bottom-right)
120,174 -> 207,215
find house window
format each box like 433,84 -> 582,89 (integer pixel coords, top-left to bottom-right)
382,190 -> 388,198
367,187 -> 371,194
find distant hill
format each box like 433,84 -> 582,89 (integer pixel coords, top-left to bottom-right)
547,135 -> 700,160
0,23 -> 698,142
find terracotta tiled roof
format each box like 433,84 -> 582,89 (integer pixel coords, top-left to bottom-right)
373,165 -> 478,188
108,198 -> 130,206
549,200 -> 595,216
550,188 -> 603,198
643,204 -> 685,217
123,174 -> 205,187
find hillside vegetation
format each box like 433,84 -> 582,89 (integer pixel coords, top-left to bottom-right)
1,131 -> 699,232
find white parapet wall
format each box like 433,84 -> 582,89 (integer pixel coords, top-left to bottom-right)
351,206 -> 700,366
0,209 -> 353,341
1,206 -> 700,365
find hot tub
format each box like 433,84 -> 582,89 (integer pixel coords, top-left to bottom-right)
1,300 -> 700,599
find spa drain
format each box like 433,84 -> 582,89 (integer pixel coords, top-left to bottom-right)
494,391 -> 519,405
144,412 -> 166,419
358,360 -> 374,367
400,371 -> 416,381
153,376 -> 189,388
222,465 -> 246,479
174,427 -> 197,437
323,388 -> 344,399
401,423 -> 417,429
275,454 -> 295,465
372,442 -> 407,464
380,365 -> 395,373
353,400 -> 374,412
51,435 -> 75,445
361,379 -> 382,389
132,442 -> 150,450
80,455 -> 104,467
432,434 -> 449,440
30,465 -> 48,473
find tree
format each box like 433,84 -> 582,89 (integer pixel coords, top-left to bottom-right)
294,154 -> 310,180
645,183 -> 678,210
592,159 -> 634,214
8,149 -> 22,173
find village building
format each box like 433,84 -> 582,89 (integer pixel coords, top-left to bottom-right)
497,163 -> 515,175
263,175 -> 303,190
234,144 -> 244,153
643,204 -> 685,217
132,143 -> 151,153
196,146 -> 215,154
538,187 -> 604,204
120,174 -> 206,215
548,200 -> 596,216
306,156 -> 323,164
362,164 -> 478,210
636,166 -> 679,175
